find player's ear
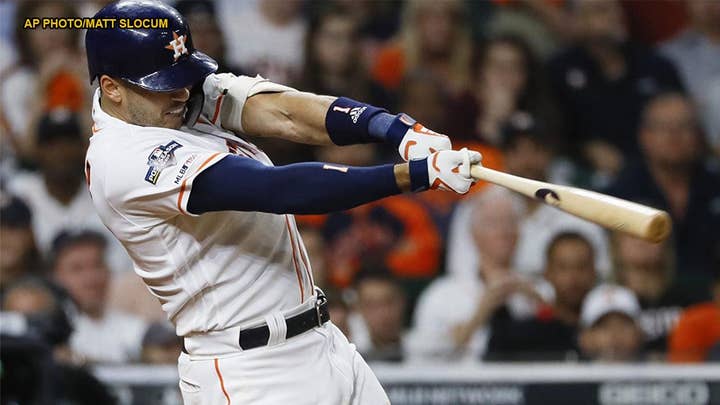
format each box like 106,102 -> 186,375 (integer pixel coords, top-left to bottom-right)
99,75 -> 123,104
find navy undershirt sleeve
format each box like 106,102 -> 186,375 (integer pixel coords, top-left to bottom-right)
187,155 -> 402,215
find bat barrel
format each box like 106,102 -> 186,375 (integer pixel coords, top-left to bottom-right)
470,165 -> 672,243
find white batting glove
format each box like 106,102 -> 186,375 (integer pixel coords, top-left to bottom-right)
395,115 -> 452,161
426,148 -> 482,194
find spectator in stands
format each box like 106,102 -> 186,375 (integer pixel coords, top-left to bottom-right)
299,7 -> 390,108
578,284 -> 645,362
372,0 -> 472,94
543,232 -> 598,327
297,225 -> 328,289
481,0 -> 578,59
397,70 -> 448,134
450,35 -> 559,148
7,110 -> 130,271
174,0 -> 245,75
324,287 -> 351,339
0,195 -> 41,294
107,271 -> 165,323
446,117 -> 612,280
486,232 -> 597,361
2,277 -> 117,404
1,2 -> 87,168
547,0 -> 683,186
132,321 -> 183,405
50,231 -> 146,364
221,0 -> 306,84
605,92 -> 720,290
661,0 -> 720,155
141,322 -> 183,365
407,187 -> 549,363
349,270 -> 407,362
621,0 -> 688,45
669,273 -> 720,363
613,233 -> 697,355
323,200 -> 442,299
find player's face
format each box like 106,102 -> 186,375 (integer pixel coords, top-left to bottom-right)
121,82 -> 191,129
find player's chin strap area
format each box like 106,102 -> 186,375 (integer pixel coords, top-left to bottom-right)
183,288 -> 330,354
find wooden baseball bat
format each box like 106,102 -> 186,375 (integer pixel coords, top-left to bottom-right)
470,165 -> 671,243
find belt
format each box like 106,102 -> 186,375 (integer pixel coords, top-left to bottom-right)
183,289 -> 330,353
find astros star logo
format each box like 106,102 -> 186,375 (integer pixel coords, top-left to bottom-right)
165,32 -> 188,61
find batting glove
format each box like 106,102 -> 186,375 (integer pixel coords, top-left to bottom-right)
426,148 -> 482,194
392,114 -> 452,161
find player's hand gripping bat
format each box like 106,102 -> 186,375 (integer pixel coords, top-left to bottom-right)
470,165 -> 671,243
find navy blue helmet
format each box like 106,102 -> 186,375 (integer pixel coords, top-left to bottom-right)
85,0 -> 217,92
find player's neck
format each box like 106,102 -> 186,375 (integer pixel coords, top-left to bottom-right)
99,93 -> 132,125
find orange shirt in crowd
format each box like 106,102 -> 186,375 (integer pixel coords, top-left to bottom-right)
668,302 -> 720,363
371,45 -> 405,91
317,195 -> 441,289
46,71 -> 84,112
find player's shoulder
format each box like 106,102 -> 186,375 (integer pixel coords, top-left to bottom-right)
88,124 -> 213,167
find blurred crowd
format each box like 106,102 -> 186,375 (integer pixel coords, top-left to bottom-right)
1,0 -> 720,402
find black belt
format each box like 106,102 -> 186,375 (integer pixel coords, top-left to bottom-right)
183,289 -> 330,353
240,290 -> 330,350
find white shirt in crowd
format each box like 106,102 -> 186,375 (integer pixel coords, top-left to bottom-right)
7,172 -> 132,272
405,275 -> 553,363
446,195 -> 612,280
220,3 -> 306,84
661,29 -> 720,150
70,309 -> 147,364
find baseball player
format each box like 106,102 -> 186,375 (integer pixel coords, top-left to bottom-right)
84,1 -> 481,404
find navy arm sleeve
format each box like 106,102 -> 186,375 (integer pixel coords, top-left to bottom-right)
187,155 -> 401,215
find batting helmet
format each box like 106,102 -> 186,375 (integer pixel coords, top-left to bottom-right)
85,0 -> 217,92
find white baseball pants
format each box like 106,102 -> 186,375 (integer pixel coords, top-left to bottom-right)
177,322 -> 390,404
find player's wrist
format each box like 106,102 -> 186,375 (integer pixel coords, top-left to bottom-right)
393,163 -> 411,192
408,158 -> 429,192
393,158 -> 433,193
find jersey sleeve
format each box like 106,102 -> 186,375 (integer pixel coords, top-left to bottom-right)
105,134 -> 228,226
220,74 -> 297,133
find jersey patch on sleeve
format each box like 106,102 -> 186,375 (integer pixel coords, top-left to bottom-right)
145,140 -> 183,185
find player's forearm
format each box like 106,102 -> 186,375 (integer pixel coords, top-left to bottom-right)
241,91 -> 337,145
241,92 -> 418,150
187,156 -> 428,215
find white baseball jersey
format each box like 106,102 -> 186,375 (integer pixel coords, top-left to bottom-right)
85,77 -> 314,337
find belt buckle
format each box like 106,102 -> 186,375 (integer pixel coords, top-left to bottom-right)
314,288 -> 326,327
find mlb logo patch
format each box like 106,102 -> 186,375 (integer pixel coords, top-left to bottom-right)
145,140 -> 183,185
